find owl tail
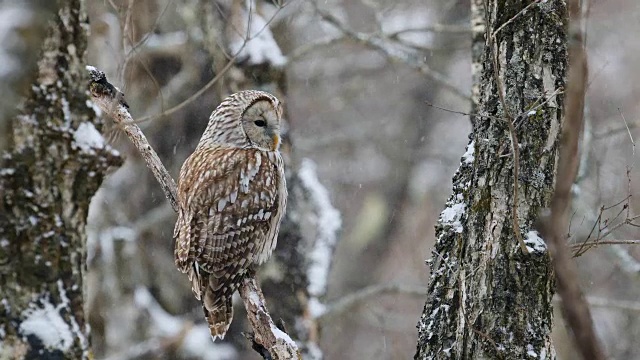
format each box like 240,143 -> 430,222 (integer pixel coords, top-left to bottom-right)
203,292 -> 233,341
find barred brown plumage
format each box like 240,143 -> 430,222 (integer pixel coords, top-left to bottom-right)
173,90 -> 287,340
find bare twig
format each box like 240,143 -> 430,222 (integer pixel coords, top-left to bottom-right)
491,0 -> 542,39
425,87 -> 563,123
87,66 -> 300,359
312,4 -> 470,101
571,239 -> 640,251
387,23 -> 472,38
572,177 -> 637,257
132,56 -> 237,125
617,108 -> 636,158
541,0 -> 605,357
425,101 -> 501,121
317,283 -> 426,322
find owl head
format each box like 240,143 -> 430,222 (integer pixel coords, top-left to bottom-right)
199,90 -> 283,151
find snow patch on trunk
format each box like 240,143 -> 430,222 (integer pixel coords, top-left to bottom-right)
19,299 -> 74,351
73,122 -> 105,153
440,198 -> 466,234
525,230 -> 546,253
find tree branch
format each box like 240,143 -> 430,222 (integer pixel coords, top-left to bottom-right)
313,5 -> 470,102
541,0 -> 605,358
87,66 -> 178,212
239,277 -> 301,359
87,66 -> 300,359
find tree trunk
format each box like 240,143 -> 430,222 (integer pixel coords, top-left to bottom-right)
415,0 -> 567,358
0,1 -> 122,358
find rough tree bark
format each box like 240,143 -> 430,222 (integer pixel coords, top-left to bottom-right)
416,0 -> 567,358
0,0 -> 122,359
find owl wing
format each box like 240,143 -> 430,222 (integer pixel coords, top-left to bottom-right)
173,146 -> 282,297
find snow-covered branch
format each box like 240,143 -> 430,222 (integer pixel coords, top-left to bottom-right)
299,159 -> 342,299
296,158 -> 342,359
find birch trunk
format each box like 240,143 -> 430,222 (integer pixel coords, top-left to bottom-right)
0,1 -> 121,358
415,0 -> 567,358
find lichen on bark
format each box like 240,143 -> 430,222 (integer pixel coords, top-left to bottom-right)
415,1 -> 567,359
0,0 -> 122,358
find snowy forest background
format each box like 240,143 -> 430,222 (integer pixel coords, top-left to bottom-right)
1,0 -> 639,359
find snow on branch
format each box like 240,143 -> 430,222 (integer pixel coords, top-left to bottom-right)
297,158 -> 342,359
239,277 -> 300,359
299,158 -> 342,298
87,66 -> 300,359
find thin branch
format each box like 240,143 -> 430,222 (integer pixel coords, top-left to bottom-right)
425,101 -> 502,121
317,283 -> 426,322
617,108 -> 636,158
313,4 -> 470,101
571,239 -> 640,251
387,23 -> 472,39
425,87 -> 563,123
491,0 -> 542,38
87,66 -> 300,359
130,1 -> 286,126
132,56 -> 237,125
287,36 -> 347,62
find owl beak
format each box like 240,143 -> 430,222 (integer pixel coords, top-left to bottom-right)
271,134 -> 280,151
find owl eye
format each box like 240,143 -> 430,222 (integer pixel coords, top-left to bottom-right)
254,119 -> 267,127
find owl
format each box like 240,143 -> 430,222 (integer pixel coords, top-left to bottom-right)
173,90 -> 287,340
